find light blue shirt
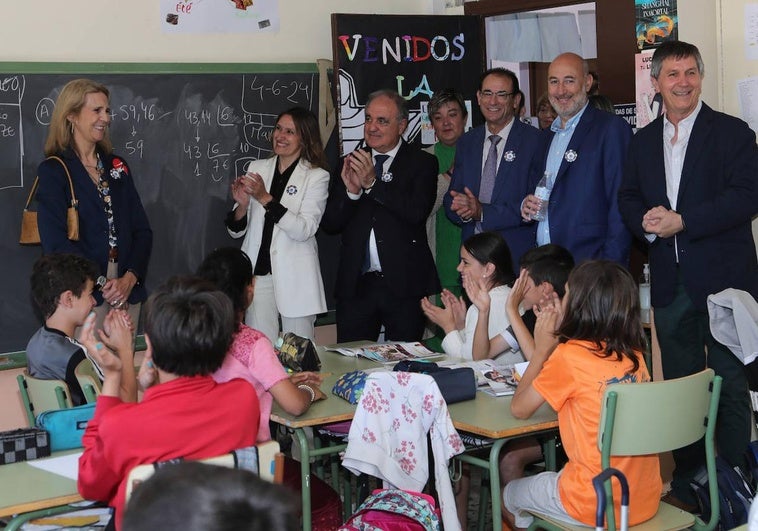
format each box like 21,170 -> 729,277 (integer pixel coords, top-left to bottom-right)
537,102 -> 588,246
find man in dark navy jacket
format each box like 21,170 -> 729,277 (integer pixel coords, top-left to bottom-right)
619,40 -> 758,510
321,90 -> 439,342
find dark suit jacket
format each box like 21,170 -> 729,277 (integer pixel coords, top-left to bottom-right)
443,119 -> 541,271
536,104 -> 633,265
321,141 -> 441,299
619,103 -> 758,310
37,149 -> 153,304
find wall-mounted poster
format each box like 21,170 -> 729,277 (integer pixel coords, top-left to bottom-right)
332,14 -> 482,155
635,0 -> 677,51
635,50 -> 664,129
161,0 -> 280,34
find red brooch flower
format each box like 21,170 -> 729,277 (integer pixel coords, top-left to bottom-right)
110,158 -> 129,180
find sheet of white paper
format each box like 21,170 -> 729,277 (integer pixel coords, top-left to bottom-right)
746,4 -> 758,61
738,76 -> 758,134
27,451 -> 82,481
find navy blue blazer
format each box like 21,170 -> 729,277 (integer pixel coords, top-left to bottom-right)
443,118 -> 541,271
619,103 -> 758,310
533,104 -> 633,266
320,141 -> 440,299
37,149 -> 153,305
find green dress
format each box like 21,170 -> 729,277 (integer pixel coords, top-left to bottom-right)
425,143 -> 462,352
433,142 -> 462,297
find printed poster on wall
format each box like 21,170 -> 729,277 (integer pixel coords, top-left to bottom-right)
635,50 -> 664,129
161,0 -> 280,33
332,14 -> 482,155
635,0 -> 677,51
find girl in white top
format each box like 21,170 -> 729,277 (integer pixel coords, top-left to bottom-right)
422,231 -> 523,363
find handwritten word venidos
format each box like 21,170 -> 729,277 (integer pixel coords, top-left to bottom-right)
338,33 -> 465,64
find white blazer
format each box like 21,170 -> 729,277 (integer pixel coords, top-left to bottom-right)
228,156 -> 329,317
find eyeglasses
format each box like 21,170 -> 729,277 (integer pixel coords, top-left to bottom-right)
364,116 -> 398,127
479,90 -> 514,100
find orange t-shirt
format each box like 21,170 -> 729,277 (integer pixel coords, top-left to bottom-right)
533,339 -> 661,526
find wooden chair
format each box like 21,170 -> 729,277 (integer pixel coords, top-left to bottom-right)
74,358 -> 102,404
16,372 -> 73,426
527,369 -> 722,531
124,440 -> 285,503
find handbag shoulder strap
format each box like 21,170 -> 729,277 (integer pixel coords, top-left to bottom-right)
24,156 -> 78,210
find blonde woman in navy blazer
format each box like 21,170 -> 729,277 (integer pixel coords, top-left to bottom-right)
37,79 -> 152,326
226,108 -> 328,342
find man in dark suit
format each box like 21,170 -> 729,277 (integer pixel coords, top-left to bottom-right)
443,68 -> 541,272
619,40 -> 758,511
521,53 -> 632,265
321,90 -> 440,342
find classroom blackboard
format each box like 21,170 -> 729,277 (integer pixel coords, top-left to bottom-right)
0,63 -> 325,353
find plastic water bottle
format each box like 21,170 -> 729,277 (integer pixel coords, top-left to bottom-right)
531,171 -> 554,221
639,263 -> 651,323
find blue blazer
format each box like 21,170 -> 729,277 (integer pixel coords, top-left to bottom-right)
619,103 -> 758,310
37,149 -> 153,305
534,104 -> 632,266
443,118 -> 541,271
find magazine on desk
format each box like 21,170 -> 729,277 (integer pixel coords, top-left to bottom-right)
326,342 -> 441,363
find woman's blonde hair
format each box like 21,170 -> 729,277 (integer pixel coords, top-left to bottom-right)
44,79 -> 113,156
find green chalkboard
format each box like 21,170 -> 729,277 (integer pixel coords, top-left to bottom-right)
0,63 -> 322,352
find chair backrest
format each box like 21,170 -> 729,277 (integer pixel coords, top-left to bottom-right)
598,368 -> 720,461
597,368 -> 721,530
74,358 -> 102,403
124,440 -> 285,503
16,372 -> 73,426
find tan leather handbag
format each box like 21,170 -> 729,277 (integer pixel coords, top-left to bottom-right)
20,156 -> 79,245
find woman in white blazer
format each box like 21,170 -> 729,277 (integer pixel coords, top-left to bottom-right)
226,107 -> 329,342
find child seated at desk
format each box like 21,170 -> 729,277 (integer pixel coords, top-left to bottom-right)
197,247 -> 341,531
505,261 -> 660,529
77,277 -> 260,531
471,244 -> 574,362
27,253 -> 135,405
421,231 -> 521,364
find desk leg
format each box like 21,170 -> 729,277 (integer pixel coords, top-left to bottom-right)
488,438 -> 507,531
294,428 -> 313,531
292,427 -> 348,530
456,438 -> 508,531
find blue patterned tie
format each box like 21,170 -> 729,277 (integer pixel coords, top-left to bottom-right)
373,154 -> 389,182
476,135 -> 501,233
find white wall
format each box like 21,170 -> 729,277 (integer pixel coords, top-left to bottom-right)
0,1 -> 430,63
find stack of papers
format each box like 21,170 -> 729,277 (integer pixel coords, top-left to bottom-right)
326,342 -> 440,363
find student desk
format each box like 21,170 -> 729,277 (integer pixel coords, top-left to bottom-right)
0,450 -> 84,531
270,347 -> 558,531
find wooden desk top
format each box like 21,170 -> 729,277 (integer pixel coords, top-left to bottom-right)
270,348 -> 558,440
0,450 -> 82,518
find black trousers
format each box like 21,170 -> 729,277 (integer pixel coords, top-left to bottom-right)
654,275 -> 752,504
336,272 -> 426,343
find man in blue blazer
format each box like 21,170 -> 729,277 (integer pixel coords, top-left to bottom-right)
444,68 -> 541,272
619,41 -> 758,510
521,53 -> 632,266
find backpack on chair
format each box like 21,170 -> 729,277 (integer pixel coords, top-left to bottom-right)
339,489 -> 441,531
